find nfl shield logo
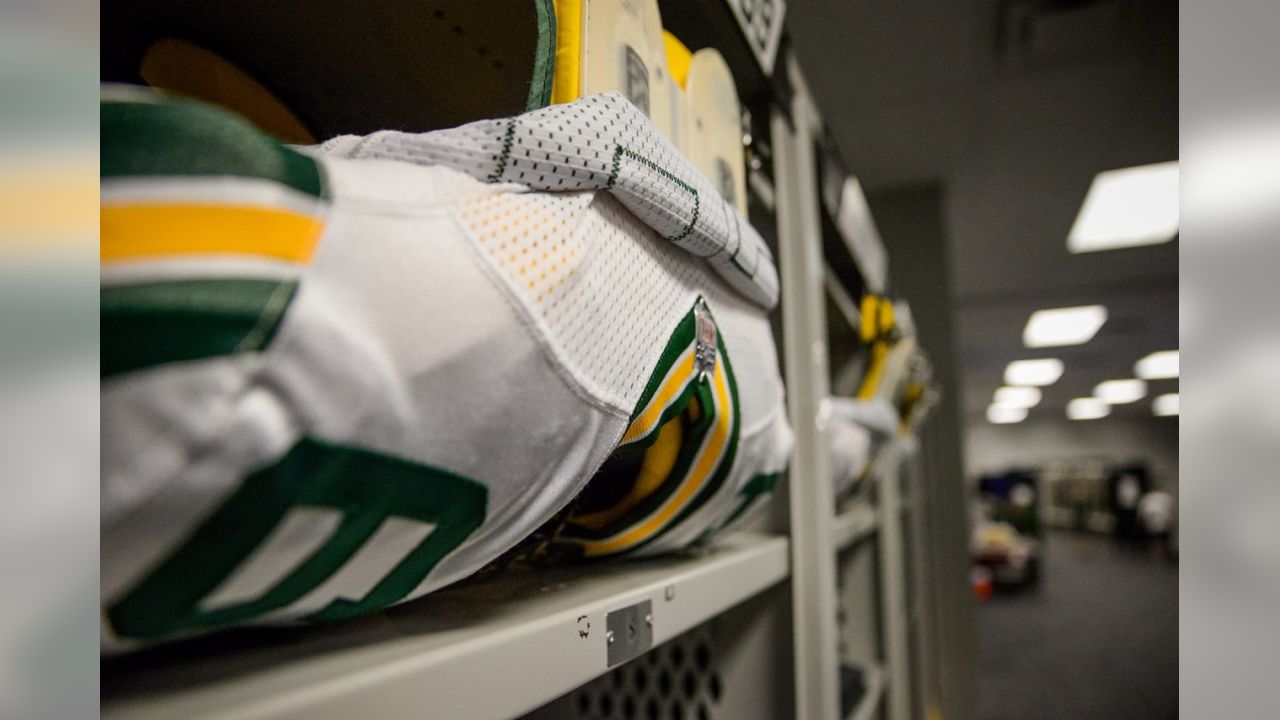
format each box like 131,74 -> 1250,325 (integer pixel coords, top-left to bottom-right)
694,301 -> 717,381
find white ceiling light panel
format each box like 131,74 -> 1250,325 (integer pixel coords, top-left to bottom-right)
987,404 -> 1028,424
1153,393 -> 1179,417
1004,359 -> 1065,387
993,386 -> 1043,408
1067,397 -> 1110,420
1023,305 -> 1108,347
1094,378 -> 1148,404
1135,350 -> 1179,380
1068,162 -> 1180,253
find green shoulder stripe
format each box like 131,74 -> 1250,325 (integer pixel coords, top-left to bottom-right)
629,309 -> 697,422
101,278 -> 298,378
565,379 -> 718,543
720,472 -> 782,530
101,96 -> 324,198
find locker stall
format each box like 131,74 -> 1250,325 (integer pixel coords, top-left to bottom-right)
101,2 -> 967,718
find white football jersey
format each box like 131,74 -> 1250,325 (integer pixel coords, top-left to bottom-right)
101,90 -> 791,646
829,416 -> 872,498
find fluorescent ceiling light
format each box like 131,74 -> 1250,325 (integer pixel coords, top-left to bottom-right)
1068,162 -> 1180,253
1135,350 -> 1179,380
994,386 -> 1042,408
1153,393 -> 1179,417
1067,397 -> 1110,420
1094,378 -> 1148,404
1023,305 -> 1108,347
1004,359 -> 1064,387
987,404 -> 1028,424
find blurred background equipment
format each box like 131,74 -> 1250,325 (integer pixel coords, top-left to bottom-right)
972,470 -> 1042,588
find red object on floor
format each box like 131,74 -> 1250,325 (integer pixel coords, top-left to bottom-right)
971,565 -> 994,601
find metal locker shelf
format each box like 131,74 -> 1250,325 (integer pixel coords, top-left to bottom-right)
832,502 -> 879,551
846,664 -> 886,720
103,532 -> 788,720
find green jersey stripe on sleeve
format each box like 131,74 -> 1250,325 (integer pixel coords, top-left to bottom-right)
102,278 -> 298,378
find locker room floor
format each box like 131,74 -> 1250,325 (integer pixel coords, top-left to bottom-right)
977,529 -> 1178,720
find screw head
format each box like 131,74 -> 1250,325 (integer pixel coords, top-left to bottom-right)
606,630 -> 616,645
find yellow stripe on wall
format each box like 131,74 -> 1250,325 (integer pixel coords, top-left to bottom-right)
101,204 -> 323,264
585,358 -> 735,556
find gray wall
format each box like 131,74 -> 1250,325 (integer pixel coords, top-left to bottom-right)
868,183 -> 980,720
965,417 -> 1179,493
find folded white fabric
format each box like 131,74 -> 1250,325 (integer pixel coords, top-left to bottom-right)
319,92 -> 779,310
829,397 -> 900,438
101,90 -> 791,647
828,397 -> 898,496
829,417 -> 872,498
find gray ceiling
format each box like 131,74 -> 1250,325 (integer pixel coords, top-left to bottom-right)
786,0 -> 1178,423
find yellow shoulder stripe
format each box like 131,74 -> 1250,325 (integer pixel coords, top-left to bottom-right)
857,294 -> 897,399
857,342 -> 888,401
101,204 -> 323,264
570,417 -> 684,531
585,357 -> 734,556
619,345 -> 696,445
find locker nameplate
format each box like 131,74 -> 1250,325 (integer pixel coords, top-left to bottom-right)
605,600 -> 653,666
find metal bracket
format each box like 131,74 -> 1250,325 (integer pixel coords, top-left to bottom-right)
605,600 -> 653,667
